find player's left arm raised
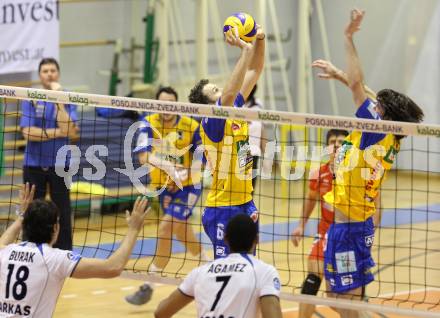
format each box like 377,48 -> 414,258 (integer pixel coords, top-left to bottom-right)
344,9 -> 368,108
311,59 -> 376,100
240,25 -> 266,100
0,183 -> 35,249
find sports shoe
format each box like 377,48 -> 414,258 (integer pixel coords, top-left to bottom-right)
125,284 -> 153,305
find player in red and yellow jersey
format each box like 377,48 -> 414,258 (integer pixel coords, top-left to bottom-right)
189,25 -> 266,258
315,10 -> 424,318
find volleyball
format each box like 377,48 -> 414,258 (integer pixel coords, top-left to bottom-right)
223,12 -> 257,42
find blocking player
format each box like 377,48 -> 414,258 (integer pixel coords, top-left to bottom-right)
154,214 -> 282,318
321,9 -> 423,317
126,87 -> 206,305
291,60 -> 382,317
0,183 -> 149,317
290,129 -> 348,317
188,25 -> 265,258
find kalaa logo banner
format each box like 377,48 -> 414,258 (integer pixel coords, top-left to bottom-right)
0,0 -> 59,74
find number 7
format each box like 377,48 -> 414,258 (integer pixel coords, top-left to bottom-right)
210,275 -> 231,311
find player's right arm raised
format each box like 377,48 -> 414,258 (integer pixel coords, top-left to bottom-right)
240,25 -> 266,100
221,27 -> 253,107
71,197 -> 149,278
344,9 -> 368,107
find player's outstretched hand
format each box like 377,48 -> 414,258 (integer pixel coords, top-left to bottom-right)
312,59 -> 341,80
345,9 -> 365,37
290,226 -> 304,247
255,24 -> 265,41
224,26 -> 252,51
126,197 -> 150,231
19,183 -> 36,216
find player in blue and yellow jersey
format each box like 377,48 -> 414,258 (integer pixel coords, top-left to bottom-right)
188,25 -> 266,258
315,10 -> 424,317
126,87 -> 206,305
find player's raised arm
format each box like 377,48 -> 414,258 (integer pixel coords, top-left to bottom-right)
312,59 -> 377,100
344,9 -> 368,107
240,25 -> 266,100
0,183 -> 35,249
221,27 -> 254,107
71,197 -> 149,278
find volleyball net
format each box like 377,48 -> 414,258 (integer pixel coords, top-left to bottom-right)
0,85 -> 439,317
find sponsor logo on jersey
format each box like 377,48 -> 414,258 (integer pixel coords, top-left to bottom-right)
215,245 -> 226,257
273,277 -> 281,291
384,146 -> 398,163
365,235 -> 374,247
67,252 -> 81,262
335,251 -> 357,273
326,263 -> 335,273
341,274 -> 354,286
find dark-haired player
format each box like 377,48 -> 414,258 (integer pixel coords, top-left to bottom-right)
188,25 -> 265,259
155,214 -> 282,318
0,184 -> 150,317
319,9 -> 424,318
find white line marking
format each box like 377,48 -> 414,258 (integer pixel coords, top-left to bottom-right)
62,294 -> 77,299
91,290 -> 108,295
378,287 -> 440,298
282,306 -> 299,312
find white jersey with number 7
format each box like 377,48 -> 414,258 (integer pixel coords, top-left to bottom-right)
179,253 -> 281,318
0,242 -> 81,317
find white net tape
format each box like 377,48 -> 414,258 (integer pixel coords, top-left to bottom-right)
1,85 -> 440,137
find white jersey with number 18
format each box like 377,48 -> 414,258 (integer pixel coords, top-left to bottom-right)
0,242 -> 81,317
179,253 -> 281,318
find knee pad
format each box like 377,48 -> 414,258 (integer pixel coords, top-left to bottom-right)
301,273 -> 322,295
